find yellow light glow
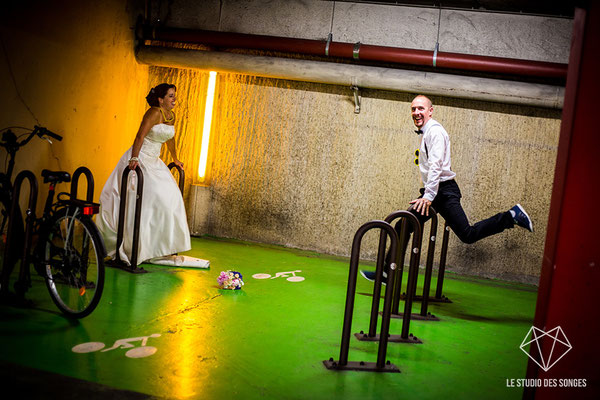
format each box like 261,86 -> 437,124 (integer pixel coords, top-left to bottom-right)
198,71 -> 217,181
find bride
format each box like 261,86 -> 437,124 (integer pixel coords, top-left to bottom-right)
96,83 -> 191,265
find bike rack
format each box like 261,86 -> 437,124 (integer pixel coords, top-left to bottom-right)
357,211 -> 424,344
106,166 -> 146,273
167,162 -> 185,194
70,166 -> 95,202
323,220 -> 401,373
400,219 -> 453,304
433,220 -> 452,303
388,208 -> 440,321
419,209 -> 440,318
0,171 -> 38,299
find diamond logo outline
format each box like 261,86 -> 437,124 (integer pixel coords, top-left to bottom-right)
519,326 -> 572,372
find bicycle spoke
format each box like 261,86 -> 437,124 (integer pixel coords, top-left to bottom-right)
43,212 -> 104,318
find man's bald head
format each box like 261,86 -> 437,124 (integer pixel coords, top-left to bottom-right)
411,95 -> 434,129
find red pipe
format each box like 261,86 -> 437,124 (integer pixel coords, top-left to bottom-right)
142,25 -> 567,79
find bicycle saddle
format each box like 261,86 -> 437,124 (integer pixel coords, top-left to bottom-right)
42,169 -> 71,183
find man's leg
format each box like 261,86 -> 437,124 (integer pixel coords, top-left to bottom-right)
435,181 -> 515,244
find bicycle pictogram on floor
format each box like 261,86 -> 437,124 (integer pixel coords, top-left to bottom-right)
252,270 -> 305,282
72,333 -> 161,358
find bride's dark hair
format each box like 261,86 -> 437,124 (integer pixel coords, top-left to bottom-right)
146,83 -> 176,107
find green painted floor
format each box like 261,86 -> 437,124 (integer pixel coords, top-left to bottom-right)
0,236 -> 537,399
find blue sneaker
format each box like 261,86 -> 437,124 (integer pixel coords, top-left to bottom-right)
360,270 -> 387,286
511,204 -> 533,232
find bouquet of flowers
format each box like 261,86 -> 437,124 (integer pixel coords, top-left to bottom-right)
217,270 -> 244,290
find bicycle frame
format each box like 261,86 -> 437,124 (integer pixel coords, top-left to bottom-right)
1,128 -> 105,318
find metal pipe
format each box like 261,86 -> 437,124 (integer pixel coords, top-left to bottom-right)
113,167 -> 145,272
10,171 -> 38,298
369,223 -> 389,337
131,168 -> 144,268
435,221 -> 451,300
391,218 -> 408,314
167,162 -> 185,194
136,46 -> 565,108
338,220 -> 399,367
142,26 -> 567,79
70,166 -> 95,202
420,209 -> 438,316
399,213 -> 423,339
368,211 -> 409,338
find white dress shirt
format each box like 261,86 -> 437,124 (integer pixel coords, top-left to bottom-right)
419,118 -> 456,201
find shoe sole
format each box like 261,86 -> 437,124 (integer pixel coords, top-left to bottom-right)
516,203 -> 534,232
359,270 -> 374,282
359,270 -> 386,286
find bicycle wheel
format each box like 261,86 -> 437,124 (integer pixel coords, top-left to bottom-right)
0,191 -> 11,268
0,176 -> 24,294
42,209 -> 105,318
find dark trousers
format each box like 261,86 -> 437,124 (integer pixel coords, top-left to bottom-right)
390,180 -> 514,262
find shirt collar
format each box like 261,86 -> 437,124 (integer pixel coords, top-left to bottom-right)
421,118 -> 436,134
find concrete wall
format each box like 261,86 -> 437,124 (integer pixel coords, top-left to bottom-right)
150,0 -> 568,284
0,0 -> 149,208
158,0 -> 572,63
189,74 -> 558,285
0,0 -> 570,284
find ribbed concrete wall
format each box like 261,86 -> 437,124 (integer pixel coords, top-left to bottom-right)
1,0 -> 149,211
161,0 -> 572,63
146,0 -> 569,283
200,74 -> 560,284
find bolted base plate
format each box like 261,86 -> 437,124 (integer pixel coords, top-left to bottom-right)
105,259 -> 148,274
323,359 -> 400,373
354,332 -> 423,344
384,311 -> 441,321
400,293 -> 452,303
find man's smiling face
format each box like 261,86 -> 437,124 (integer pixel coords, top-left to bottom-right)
411,96 -> 433,129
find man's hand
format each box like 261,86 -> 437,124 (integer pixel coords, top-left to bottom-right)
409,198 -> 431,216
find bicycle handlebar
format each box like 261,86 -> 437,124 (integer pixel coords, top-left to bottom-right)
0,126 -> 62,149
36,126 -> 62,141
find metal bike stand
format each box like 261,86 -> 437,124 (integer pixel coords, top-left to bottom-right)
106,166 -> 146,273
70,166 -> 95,202
358,211 -> 423,344
167,162 -> 185,194
433,221 -> 453,303
323,220 -> 401,373
391,209 -> 440,321
400,219 -> 453,304
0,171 -> 38,301
418,209 -> 440,319
70,166 -> 96,272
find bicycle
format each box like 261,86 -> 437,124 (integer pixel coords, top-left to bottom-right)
0,126 -> 106,318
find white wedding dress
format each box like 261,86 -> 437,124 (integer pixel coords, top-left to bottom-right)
96,123 -> 192,265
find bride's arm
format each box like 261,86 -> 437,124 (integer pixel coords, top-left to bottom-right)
166,137 -> 183,169
129,108 -> 160,170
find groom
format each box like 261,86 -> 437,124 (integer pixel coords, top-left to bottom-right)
361,95 -> 533,283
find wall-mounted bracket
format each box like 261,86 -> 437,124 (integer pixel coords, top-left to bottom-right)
351,85 -> 361,114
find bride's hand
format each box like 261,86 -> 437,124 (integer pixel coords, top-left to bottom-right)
128,157 -> 140,170
174,160 -> 184,169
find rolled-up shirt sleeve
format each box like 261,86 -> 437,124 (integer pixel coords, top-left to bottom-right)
423,129 -> 446,201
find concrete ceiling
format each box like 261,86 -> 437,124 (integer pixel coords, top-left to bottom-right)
330,1 -> 576,17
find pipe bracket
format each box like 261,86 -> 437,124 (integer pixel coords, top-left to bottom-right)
353,42 -> 361,60
325,33 -> 333,56
351,85 -> 361,114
